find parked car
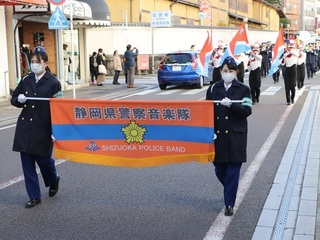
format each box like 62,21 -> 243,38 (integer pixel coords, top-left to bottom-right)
157,51 -> 211,90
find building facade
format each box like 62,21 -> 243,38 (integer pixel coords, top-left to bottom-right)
0,0 -> 285,98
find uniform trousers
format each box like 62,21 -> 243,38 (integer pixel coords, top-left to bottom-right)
20,152 -> 57,199
213,162 -> 242,207
284,64 -> 297,103
237,62 -> 244,83
306,63 -> 314,79
249,67 -> 261,103
212,67 -> 222,84
296,63 -> 305,89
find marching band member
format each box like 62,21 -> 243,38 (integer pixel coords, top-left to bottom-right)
296,44 -> 306,89
234,52 -> 245,83
282,38 -> 299,105
248,44 -> 262,104
305,43 -> 316,79
206,56 -> 252,216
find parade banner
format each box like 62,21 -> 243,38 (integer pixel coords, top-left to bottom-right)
50,99 -> 215,168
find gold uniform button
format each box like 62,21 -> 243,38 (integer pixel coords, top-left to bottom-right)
25,91 -> 28,94
21,117 -> 24,120
217,130 -> 220,133
32,105 -> 35,108
30,118 -> 33,121
23,104 -> 27,108
225,130 -> 229,133
34,93 -> 37,96
225,116 -> 229,120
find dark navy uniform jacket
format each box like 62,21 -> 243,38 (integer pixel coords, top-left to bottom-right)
11,71 -> 61,157
206,80 -> 252,163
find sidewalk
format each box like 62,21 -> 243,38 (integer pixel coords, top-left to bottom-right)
252,84 -> 320,240
0,74 -> 158,108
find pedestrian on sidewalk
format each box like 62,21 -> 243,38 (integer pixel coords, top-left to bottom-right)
124,44 -> 139,88
206,56 -> 252,216
96,48 -> 107,86
112,50 -> 122,85
89,51 -> 98,85
11,48 -> 61,208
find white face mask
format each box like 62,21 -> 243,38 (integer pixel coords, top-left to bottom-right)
31,63 -> 45,75
222,72 -> 235,83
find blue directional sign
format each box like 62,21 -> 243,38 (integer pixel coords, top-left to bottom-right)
48,7 -> 69,30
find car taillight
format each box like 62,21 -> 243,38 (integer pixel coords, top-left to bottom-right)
158,63 -> 163,70
191,61 -> 197,70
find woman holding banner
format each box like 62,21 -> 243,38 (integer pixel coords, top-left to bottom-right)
11,48 -> 61,208
206,56 -> 252,216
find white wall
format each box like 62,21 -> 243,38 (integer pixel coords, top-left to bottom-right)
0,7 -> 9,97
86,26 -> 279,56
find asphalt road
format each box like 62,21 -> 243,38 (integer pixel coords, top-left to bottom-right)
0,74 -> 313,240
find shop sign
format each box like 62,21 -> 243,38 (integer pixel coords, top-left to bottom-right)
14,4 -> 49,13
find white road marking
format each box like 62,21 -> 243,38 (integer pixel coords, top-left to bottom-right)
181,88 -> 208,95
203,100 -> 295,240
157,89 -> 181,95
0,124 -> 16,130
0,159 -> 65,190
260,86 -> 282,95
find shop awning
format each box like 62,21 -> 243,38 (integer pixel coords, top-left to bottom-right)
0,0 -> 46,5
73,0 -> 111,27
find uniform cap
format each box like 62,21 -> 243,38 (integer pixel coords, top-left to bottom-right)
221,56 -> 237,66
34,46 -> 46,53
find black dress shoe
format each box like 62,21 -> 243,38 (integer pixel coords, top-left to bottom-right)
25,198 -> 41,208
225,206 -> 234,216
49,176 -> 60,197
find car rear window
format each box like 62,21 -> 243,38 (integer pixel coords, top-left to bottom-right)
163,53 -> 193,64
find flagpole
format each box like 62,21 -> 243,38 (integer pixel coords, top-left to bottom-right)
210,0 -> 212,44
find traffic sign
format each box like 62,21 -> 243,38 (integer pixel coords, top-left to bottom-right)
48,0 -> 66,5
200,0 -> 211,11
48,6 -> 69,30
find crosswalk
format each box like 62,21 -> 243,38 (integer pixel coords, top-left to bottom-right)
130,85 -> 283,97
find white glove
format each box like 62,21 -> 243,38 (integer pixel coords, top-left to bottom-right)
51,134 -> 56,141
221,97 -> 232,107
17,94 -> 27,104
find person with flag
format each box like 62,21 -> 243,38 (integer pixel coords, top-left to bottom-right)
248,44 -> 262,104
234,52 -> 245,83
196,33 -> 213,78
268,27 -> 285,84
211,40 -> 224,84
206,56 -> 252,216
282,38 -> 299,105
